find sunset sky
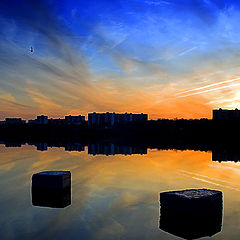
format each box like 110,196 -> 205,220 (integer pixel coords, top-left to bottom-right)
1,0 -> 240,119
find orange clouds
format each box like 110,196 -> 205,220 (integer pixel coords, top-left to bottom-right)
66,80 -> 212,120
0,76 -> 214,120
26,86 -> 63,116
148,95 -> 212,119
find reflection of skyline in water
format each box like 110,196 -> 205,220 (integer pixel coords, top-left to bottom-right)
88,143 -> 147,155
0,141 -> 147,155
4,141 -> 240,162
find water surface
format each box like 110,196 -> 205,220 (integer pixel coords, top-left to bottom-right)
1,144 -> 240,239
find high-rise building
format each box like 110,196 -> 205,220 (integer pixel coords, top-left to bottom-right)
213,108 -> 240,120
88,112 -> 148,126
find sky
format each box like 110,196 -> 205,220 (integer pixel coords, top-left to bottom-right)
1,0 -> 240,119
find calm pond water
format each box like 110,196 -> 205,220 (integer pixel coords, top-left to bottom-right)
1,144 -> 240,240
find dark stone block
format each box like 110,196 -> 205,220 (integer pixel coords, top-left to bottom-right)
160,189 -> 223,239
31,171 -> 71,208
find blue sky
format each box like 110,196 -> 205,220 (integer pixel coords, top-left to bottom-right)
1,0 -> 240,119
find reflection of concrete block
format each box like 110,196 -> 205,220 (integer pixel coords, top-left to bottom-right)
160,189 -> 223,239
32,171 -> 71,189
32,187 -> 71,208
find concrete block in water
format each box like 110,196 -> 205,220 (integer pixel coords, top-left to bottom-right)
31,171 -> 71,208
160,189 -> 223,239
32,171 -> 71,189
